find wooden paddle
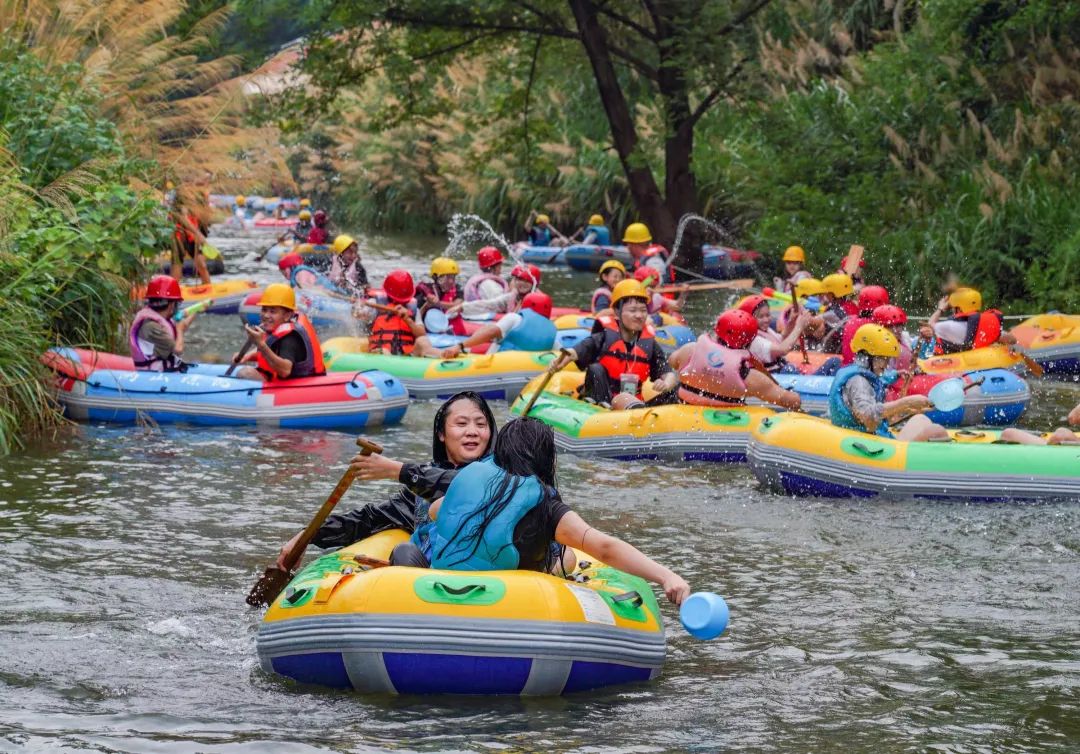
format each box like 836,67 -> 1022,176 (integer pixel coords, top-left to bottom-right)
842,244 -> 864,276
246,437 -> 384,607
788,281 -> 810,365
520,348 -> 573,417
654,278 -> 755,294
224,318 -> 257,377
1013,348 -> 1045,378
254,234 -> 289,262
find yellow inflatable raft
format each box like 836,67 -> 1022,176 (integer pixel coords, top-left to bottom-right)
1010,313 -> 1080,375
747,412 -> 1080,501
256,531 -> 666,695
917,343 -> 1023,374
510,372 -> 774,462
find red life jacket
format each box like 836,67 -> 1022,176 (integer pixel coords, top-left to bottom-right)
595,316 -> 657,397
255,313 -> 325,381
417,281 -> 465,335
936,310 -> 1003,352
306,227 -> 329,245
369,310 -> 416,355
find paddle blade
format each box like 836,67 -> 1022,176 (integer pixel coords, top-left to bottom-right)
201,243 -> 222,260
928,377 -> 965,412
246,565 -> 294,607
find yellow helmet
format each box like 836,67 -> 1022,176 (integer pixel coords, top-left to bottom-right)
850,323 -> 899,358
610,279 -> 649,308
821,273 -> 854,298
235,195 -> 245,206
298,209 -> 312,220
622,222 -> 652,244
299,198 -> 311,207
331,234 -> 357,255
536,213 -> 550,225
165,180 -> 174,190
588,214 -> 604,226
430,257 -> 460,276
948,287 -> 982,314
794,278 -> 825,298
598,259 -> 627,277
782,245 -> 806,263
260,283 -> 296,311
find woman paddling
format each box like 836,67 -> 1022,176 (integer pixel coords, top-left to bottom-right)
388,417 -> 692,606
275,392 -> 497,568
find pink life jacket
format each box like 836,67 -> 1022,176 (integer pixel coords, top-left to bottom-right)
752,328 -> 786,370
591,286 -> 613,313
676,334 -> 752,406
464,272 -> 508,302
129,307 -> 183,371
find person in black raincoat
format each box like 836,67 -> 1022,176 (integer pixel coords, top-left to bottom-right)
274,392 -> 497,568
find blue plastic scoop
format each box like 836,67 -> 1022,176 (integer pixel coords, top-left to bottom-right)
423,308 -> 450,334
679,592 -> 729,640
928,378 -> 965,412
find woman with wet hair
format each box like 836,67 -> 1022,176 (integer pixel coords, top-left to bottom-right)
390,417 -> 692,606
275,392 -> 496,568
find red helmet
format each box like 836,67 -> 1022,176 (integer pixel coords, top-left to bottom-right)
633,266 -> 659,285
872,304 -> 907,326
714,309 -> 758,349
383,270 -> 416,303
278,253 -> 303,271
146,274 -> 183,301
510,264 -> 541,285
477,246 -> 504,269
520,291 -> 553,319
737,294 -> 769,316
857,285 -> 889,312
313,210 -> 327,225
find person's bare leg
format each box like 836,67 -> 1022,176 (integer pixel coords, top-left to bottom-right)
1047,427 -> 1080,445
897,414 -> 950,442
746,370 -> 801,410
610,393 -> 642,411
232,366 -> 267,381
411,335 -> 443,358
194,252 -> 211,285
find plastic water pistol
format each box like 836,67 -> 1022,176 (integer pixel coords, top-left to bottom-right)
173,299 -> 213,321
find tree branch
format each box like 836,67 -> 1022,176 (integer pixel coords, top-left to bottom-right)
682,59 -> 746,133
523,35 -> 543,181
716,0 -> 774,38
595,5 -> 657,42
606,43 -> 659,80
382,9 -> 580,41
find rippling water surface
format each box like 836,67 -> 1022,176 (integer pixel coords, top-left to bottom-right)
2,228 -> 1079,752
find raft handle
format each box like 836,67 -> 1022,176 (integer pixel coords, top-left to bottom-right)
612,591 -> 643,608
433,582 -> 486,597
851,442 -> 884,457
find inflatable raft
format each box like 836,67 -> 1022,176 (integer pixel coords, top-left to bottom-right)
257,530 -> 665,695
510,372 -> 774,462
1011,313 -> 1080,375
788,344 -> 1025,376
747,413 -> 1080,501
173,279 -> 260,315
44,348 -> 409,429
758,368 -> 1029,427
323,338 -> 569,401
263,242 -> 334,266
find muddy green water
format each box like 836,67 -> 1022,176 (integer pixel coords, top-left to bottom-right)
2,228 -> 1079,753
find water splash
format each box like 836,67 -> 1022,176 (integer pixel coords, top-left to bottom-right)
670,213 -> 736,261
445,214 -> 521,264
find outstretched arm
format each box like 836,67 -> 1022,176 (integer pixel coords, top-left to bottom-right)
555,511 -> 690,605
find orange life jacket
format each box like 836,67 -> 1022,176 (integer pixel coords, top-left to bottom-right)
595,316 -> 657,397
934,310 -> 1003,353
369,311 -> 416,355
255,313 -> 325,381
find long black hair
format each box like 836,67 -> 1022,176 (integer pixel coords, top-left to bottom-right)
432,391 -> 497,466
436,417 -> 561,570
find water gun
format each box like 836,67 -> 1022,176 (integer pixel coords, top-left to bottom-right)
761,287 -> 823,313
174,299 -> 213,321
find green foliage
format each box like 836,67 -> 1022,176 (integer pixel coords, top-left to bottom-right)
0,45 -> 166,453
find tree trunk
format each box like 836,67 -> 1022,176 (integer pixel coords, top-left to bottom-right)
567,0 -> 677,250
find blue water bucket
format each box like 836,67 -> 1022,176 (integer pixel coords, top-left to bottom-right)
679,592 -> 729,640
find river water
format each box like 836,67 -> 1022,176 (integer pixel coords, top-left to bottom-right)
3,228 -> 1079,753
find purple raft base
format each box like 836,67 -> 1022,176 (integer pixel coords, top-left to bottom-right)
270,652 -> 653,695
612,450 -> 747,463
